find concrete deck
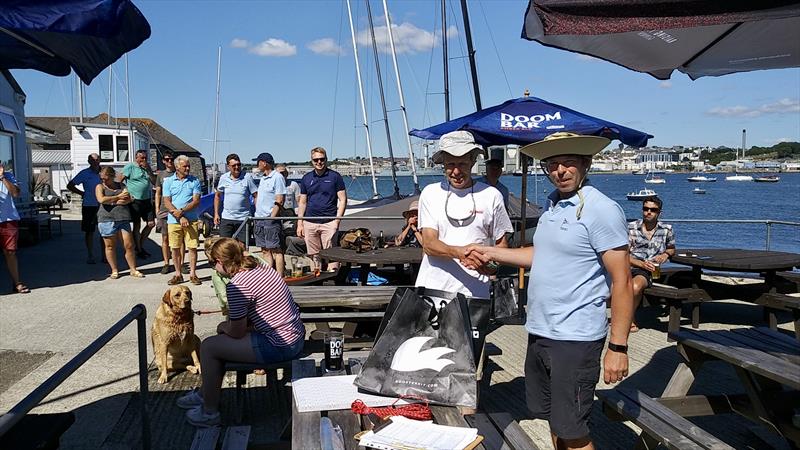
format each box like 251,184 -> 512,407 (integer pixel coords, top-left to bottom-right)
0,212 -> 796,449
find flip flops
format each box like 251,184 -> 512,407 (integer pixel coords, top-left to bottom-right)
130,271 -> 145,278
14,283 -> 30,294
109,272 -> 119,279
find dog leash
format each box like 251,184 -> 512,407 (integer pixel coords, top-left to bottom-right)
193,309 -> 223,316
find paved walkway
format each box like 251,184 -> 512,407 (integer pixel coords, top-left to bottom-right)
0,212 -> 796,449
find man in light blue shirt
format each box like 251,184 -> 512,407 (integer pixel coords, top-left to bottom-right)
464,132 -> 633,450
0,164 -> 27,293
214,153 -> 257,242
477,157 -> 509,208
252,152 -> 286,275
163,155 -> 203,286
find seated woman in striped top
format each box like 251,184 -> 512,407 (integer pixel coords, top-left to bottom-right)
177,237 -> 305,427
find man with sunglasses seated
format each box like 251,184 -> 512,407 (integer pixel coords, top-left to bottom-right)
628,196 -> 675,332
414,130 -> 513,300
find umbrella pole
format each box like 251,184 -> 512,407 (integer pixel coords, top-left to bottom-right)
517,155 -> 529,316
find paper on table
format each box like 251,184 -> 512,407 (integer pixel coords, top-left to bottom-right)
358,416 -> 478,450
292,374 -> 408,412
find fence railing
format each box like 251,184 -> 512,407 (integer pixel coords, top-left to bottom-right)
659,219 -> 800,251
0,305 -> 151,450
234,216 -> 799,252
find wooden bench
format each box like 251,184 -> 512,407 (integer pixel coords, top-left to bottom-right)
753,292 -> 800,340
597,389 -> 734,450
464,412 -> 540,450
643,283 -> 710,339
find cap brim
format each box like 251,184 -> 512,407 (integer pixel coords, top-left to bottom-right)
431,147 -> 483,164
520,135 -> 610,160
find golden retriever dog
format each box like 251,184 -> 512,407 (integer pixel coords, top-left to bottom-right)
151,286 -> 201,384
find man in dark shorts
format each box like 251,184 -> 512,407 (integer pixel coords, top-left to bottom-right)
252,152 -> 287,275
155,150 -> 180,274
628,196 -> 675,332
123,149 -> 156,259
67,153 -> 102,264
464,132 -> 633,450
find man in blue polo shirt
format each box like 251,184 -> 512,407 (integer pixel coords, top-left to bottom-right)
253,152 -> 287,275
465,132 -> 633,450
163,155 -> 203,286
214,153 -> 257,242
297,147 -> 347,273
67,153 -> 102,264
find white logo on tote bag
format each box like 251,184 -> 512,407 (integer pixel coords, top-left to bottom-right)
390,337 -> 455,372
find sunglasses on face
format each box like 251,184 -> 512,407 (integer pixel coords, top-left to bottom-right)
229,163 -> 242,167
163,157 -> 172,161
312,158 -> 326,163
643,207 -> 661,213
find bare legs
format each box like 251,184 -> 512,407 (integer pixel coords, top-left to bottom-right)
3,249 -> 20,286
551,433 -> 594,450
260,248 -> 285,276
104,229 -> 139,275
199,333 -> 258,413
631,275 -> 648,332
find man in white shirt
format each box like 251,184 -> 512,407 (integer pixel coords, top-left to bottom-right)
415,130 -> 513,299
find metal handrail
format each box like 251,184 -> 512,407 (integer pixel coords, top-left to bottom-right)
657,219 -> 800,251
0,305 -> 150,450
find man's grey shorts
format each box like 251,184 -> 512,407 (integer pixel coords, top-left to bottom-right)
253,219 -> 282,250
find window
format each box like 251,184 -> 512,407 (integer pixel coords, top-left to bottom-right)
116,135 -> 129,162
0,110 -> 20,133
0,133 -> 13,172
99,135 -> 114,162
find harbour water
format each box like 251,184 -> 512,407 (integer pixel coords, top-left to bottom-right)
342,172 -> 800,253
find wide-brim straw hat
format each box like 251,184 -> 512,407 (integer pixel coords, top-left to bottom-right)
520,132 -> 610,160
402,200 -> 419,219
432,130 -> 485,164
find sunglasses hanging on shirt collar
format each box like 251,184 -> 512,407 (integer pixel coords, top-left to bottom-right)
445,183 -> 476,227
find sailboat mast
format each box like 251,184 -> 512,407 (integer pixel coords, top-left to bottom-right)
346,0 -> 379,198
460,0 -> 481,111
107,66 -> 112,124
212,46 -> 221,193
365,0 -> 400,199
383,0 -> 420,194
442,0 -> 450,121
125,54 -> 132,139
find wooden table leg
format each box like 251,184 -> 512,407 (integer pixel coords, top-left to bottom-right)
359,264 -> 369,286
661,344 -> 704,398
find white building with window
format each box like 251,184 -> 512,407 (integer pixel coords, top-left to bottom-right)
0,70 -> 30,200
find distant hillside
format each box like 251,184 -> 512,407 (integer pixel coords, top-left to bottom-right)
700,141 -> 799,165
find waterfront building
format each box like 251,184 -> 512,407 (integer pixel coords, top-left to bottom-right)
0,70 -> 31,200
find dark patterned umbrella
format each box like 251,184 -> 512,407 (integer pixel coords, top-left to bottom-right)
522,0 -> 800,79
0,0 -> 151,85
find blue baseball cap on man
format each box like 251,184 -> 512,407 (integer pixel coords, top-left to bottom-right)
253,152 -> 275,166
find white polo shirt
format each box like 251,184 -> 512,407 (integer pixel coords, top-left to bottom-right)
415,180 -> 513,298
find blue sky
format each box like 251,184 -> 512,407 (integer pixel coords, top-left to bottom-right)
12,0 -> 800,164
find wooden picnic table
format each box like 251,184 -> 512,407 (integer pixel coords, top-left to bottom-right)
291,356 -> 483,450
320,246 -> 423,286
671,248 -> 800,291
660,327 -> 800,447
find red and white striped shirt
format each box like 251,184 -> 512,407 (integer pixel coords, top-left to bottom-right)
227,264 -> 304,346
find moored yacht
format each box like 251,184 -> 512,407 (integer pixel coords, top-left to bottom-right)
687,175 -> 717,182
626,188 -> 658,201
725,173 -> 754,181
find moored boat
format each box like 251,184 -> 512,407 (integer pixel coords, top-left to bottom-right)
626,188 -> 658,201
753,175 -> 780,183
687,175 -> 717,182
693,187 -> 706,194
725,173 -> 753,181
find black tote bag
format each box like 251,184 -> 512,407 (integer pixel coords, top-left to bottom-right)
354,287 -> 478,407
491,277 -> 520,321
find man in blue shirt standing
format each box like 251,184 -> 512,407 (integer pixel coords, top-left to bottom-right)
67,153 -> 102,264
253,152 -> 287,275
163,155 -> 203,286
297,147 -> 347,273
465,132 -> 633,450
477,157 -> 509,209
214,153 -> 257,242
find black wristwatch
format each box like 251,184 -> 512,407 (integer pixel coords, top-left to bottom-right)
608,342 -> 628,353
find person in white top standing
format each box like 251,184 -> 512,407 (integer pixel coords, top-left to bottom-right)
414,130 -> 513,299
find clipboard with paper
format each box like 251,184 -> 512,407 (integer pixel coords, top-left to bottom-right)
355,416 -> 484,450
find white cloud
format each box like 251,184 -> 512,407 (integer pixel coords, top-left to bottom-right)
706,98 -> 800,118
307,38 -> 345,56
247,38 -> 297,57
659,81 -> 672,89
355,20 -> 456,54
230,38 -> 249,49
